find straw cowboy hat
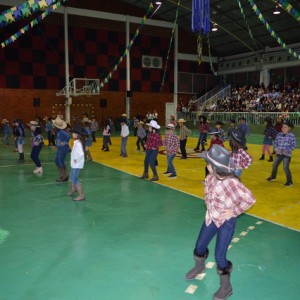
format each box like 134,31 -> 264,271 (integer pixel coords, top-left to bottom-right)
146,120 -> 160,129
121,113 -> 127,117
200,144 -> 235,175
1,119 -> 9,123
177,118 -> 186,123
28,121 -> 40,127
52,117 -> 67,129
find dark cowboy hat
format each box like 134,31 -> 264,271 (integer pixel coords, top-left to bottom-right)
282,120 -> 294,128
229,128 -> 246,146
71,128 -> 86,136
200,144 -> 235,175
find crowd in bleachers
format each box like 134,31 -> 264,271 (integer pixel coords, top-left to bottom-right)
203,81 -> 300,113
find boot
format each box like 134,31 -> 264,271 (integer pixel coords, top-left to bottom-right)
213,261 -> 233,300
139,172 -> 149,179
18,153 -> 25,163
67,183 -> 77,196
259,154 -> 265,160
56,167 -> 64,182
73,183 -> 85,201
185,249 -> 209,280
104,145 -> 109,152
86,150 -> 93,160
150,175 -> 159,181
33,167 -> 43,174
61,167 -> 69,182
268,156 -> 273,162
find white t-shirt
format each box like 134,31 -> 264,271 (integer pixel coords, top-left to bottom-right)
71,139 -> 85,169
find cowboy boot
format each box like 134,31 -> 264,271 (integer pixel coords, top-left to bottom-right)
185,249 -> 209,280
259,154 -> 265,160
268,156 -> 273,162
213,261 -> 233,300
56,167 -> 63,182
139,172 -> 149,179
73,183 -> 85,201
150,175 -> 159,182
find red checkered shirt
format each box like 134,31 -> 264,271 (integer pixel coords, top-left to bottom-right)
164,131 -> 180,154
145,132 -> 163,150
204,174 -> 256,228
231,148 -> 252,169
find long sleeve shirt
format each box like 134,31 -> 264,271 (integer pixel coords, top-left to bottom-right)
145,132 -> 163,150
231,148 -> 252,169
204,174 -> 256,228
71,139 -> 85,169
164,131 -> 180,155
179,125 -> 191,140
274,132 -> 296,157
121,124 -> 129,138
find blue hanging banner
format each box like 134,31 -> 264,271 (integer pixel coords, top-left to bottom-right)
191,0 -> 210,35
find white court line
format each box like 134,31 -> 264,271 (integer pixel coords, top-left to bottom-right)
0,162 -> 53,168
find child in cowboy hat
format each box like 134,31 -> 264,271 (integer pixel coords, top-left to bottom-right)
266,120 -> 296,187
185,144 -> 255,300
140,120 -> 163,181
52,117 -> 71,182
229,128 -> 252,177
177,118 -> 191,159
28,121 -> 44,174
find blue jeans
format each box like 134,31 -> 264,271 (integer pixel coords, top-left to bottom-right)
55,145 -> 70,168
167,153 -> 176,175
70,168 -> 81,185
271,154 -> 292,183
194,218 -> 237,269
121,136 -> 128,156
196,133 -> 207,150
144,149 -> 158,176
234,169 -> 243,177
30,145 -> 43,167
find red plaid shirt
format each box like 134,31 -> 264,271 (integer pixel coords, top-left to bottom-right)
204,174 -> 256,228
164,131 -> 180,154
145,132 -> 163,150
231,148 -> 252,169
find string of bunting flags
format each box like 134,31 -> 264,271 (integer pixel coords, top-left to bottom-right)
1,0 -> 66,48
248,0 -> 300,60
0,0 -> 66,27
99,2 -> 154,89
270,0 -> 300,22
160,0 -> 181,92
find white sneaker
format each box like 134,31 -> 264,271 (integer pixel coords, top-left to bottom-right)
33,167 -> 43,174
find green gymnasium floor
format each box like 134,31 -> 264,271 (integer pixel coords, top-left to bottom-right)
0,133 -> 300,300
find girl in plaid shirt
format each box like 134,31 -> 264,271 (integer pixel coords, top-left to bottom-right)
139,120 -> 163,181
185,144 -> 255,300
229,128 -> 252,177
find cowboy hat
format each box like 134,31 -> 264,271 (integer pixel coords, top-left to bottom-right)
166,123 -> 175,129
146,120 -> 160,129
121,113 -> 127,117
177,118 -> 186,123
200,144 -> 235,175
52,117 -> 67,129
229,128 -> 246,146
1,119 -> 9,123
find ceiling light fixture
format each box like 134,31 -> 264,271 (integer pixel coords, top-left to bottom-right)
273,5 -> 281,15
211,23 -> 218,32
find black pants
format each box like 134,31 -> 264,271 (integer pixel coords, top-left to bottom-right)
180,139 -> 187,158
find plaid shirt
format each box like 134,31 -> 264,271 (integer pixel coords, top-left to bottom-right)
164,131 -> 180,154
179,125 -> 191,140
145,132 -> 163,150
204,174 -> 256,228
231,148 -> 252,169
274,132 -> 296,157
